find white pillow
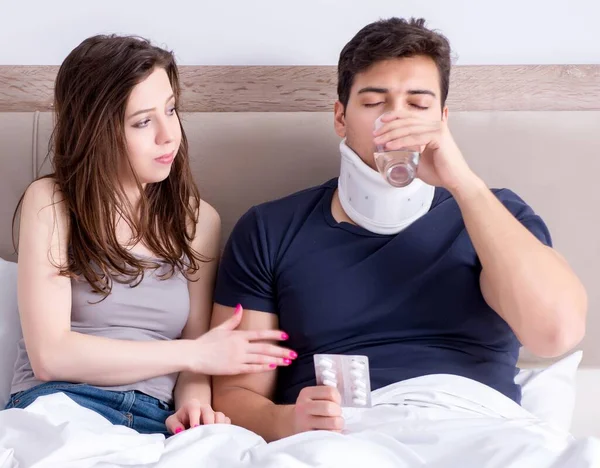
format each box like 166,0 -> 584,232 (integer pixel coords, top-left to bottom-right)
0,258 -> 21,408
516,350 -> 583,432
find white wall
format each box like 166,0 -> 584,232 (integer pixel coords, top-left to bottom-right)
2,0 -> 600,66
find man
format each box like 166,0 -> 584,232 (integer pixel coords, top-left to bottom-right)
210,17 -> 587,442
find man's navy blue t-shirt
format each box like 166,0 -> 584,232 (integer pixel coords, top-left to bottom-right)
214,178 -> 552,405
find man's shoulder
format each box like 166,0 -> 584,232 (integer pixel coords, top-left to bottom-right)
252,178 -> 336,221
489,187 -> 519,199
432,186 -> 530,209
490,188 -> 539,218
231,178 -> 337,236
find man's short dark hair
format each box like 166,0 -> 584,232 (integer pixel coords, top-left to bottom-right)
337,17 -> 452,109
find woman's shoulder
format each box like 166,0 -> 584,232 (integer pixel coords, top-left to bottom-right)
19,177 -> 70,265
22,177 -> 68,224
189,198 -> 221,256
197,199 -> 220,228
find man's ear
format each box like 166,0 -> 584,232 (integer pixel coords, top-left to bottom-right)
334,101 -> 347,138
442,106 -> 449,122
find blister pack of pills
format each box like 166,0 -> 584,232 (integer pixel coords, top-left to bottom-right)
313,354 -> 372,408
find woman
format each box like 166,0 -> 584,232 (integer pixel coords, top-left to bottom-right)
4,35 -> 296,436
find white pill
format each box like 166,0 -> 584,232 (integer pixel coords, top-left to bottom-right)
352,398 -> 367,406
322,369 -> 336,380
350,369 -> 363,378
353,380 -> 367,389
323,379 -> 337,387
353,389 -> 367,398
351,360 -> 366,370
319,358 -> 334,369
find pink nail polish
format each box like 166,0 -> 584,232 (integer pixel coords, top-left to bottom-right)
281,332 -> 289,340
235,304 -> 242,315
283,358 -> 292,365
269,363 -> 277,369
175,427 -> 183,434
193,424 -> 199,428
289,351 -> 298,359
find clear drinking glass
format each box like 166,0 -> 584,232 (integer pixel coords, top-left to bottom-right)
374,115 -> 420,188
374,148 -> 420,187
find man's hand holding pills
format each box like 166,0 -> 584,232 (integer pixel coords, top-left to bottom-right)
284,386 -> 344,436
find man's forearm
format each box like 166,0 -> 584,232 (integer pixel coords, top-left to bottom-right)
451,175 -> 587,357
213,387 -> 294,442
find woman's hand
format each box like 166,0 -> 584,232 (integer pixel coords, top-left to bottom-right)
190,304 -> 298,375
166,399 -> 231,434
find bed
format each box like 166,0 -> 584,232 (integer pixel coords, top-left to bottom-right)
0,64 -> 598,466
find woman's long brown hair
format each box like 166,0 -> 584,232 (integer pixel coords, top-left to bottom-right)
13,35 -> 206,296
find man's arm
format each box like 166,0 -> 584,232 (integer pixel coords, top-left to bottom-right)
452,177 -> 587,358
211,304 -> 295,441
211,304 -> 343,442
374,111 -> 588,359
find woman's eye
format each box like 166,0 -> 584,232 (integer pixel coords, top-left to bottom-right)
133,119 -> 151,128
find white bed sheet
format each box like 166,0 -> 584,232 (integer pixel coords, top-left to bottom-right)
1,374 -> 599,468
571,368 -> 600,439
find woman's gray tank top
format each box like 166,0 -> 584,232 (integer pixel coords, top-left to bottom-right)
10,261 -> 190,404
